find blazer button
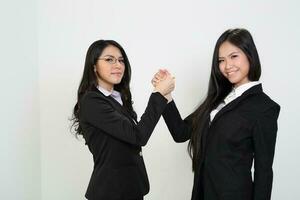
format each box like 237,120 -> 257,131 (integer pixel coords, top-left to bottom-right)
139,151 -> 143,156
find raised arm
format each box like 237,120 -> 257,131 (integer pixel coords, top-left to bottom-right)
80,73 -> 175,146
152,69 -> 192,142
162,100 -> 192,142
80,92 -> 168,146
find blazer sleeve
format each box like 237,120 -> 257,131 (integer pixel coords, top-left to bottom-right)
253,104 -> 280,200
162,100 -> 192,142
80,92 -> 168,146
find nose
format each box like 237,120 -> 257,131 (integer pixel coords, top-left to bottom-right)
113,59 -> 121,66
225,59 -> 233,70
113,61 -> 123,70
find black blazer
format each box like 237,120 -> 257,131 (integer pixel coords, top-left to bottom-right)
79,86 -> 167,200
162,84 -> 280,200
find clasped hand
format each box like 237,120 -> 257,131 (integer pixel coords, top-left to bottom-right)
152,69 -> 175,102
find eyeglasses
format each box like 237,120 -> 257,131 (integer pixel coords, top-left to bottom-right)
98,56 -> 125,65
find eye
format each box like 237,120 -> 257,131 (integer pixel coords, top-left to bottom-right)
231,54 -> 238,59
105,58 -> 114,63
218,59 -> 224,63
118,59 -> 125,64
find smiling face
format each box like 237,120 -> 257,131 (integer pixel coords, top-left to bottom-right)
218,41 -> 250,87
94,45 -> 125,91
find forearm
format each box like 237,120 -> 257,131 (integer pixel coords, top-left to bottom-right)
134,92 -> 168,145
162,100 -> 192,142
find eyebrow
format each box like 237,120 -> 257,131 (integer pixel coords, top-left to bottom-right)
102,54 -> 123,58
219,51 -> 240,58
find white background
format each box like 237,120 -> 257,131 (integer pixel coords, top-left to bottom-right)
1,0 -> 300,199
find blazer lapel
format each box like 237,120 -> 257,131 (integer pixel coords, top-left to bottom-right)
107,95 -> 138,124
210,84 -> 263,126
92,86 -> 137,124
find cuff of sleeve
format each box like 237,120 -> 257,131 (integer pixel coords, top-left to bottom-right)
151,92 -> 168,106
162,100 -> 177,116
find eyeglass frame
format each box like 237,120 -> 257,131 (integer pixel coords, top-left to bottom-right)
97,56 -> 125,65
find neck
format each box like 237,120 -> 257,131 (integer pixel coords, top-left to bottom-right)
97,80 -> 113,92
234,80 -> 250,89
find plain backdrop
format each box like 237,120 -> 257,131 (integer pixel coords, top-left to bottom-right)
1,0 -> 300,199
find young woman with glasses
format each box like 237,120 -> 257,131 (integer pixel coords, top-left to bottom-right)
71,40 -> 174,200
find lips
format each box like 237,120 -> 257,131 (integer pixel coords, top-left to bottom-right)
111,72 -> 123,76
226,69 -> 238,76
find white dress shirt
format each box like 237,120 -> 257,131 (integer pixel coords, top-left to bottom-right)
97,85 -> 123,105
210,81 -> 260,122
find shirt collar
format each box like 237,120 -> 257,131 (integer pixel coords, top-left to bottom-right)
224,81 -> 260,104
97,85 -> 121,98
234,81 -> 260,97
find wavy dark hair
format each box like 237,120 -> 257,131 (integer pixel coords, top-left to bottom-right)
188,28 -> 261,171
71,40 -> 137,137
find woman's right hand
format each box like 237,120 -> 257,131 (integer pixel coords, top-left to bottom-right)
153,69 -> 175,96
151,69 -> 166,87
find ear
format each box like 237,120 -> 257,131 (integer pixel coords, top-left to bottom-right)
93,65 -> 97,72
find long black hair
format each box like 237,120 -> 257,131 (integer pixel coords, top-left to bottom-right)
188,28 -> 261,171
71,40 -> 137,137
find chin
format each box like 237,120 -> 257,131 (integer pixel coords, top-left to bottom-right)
228,76 -> 241,84
228,78 -> 237,84
113,79 -> 123,85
